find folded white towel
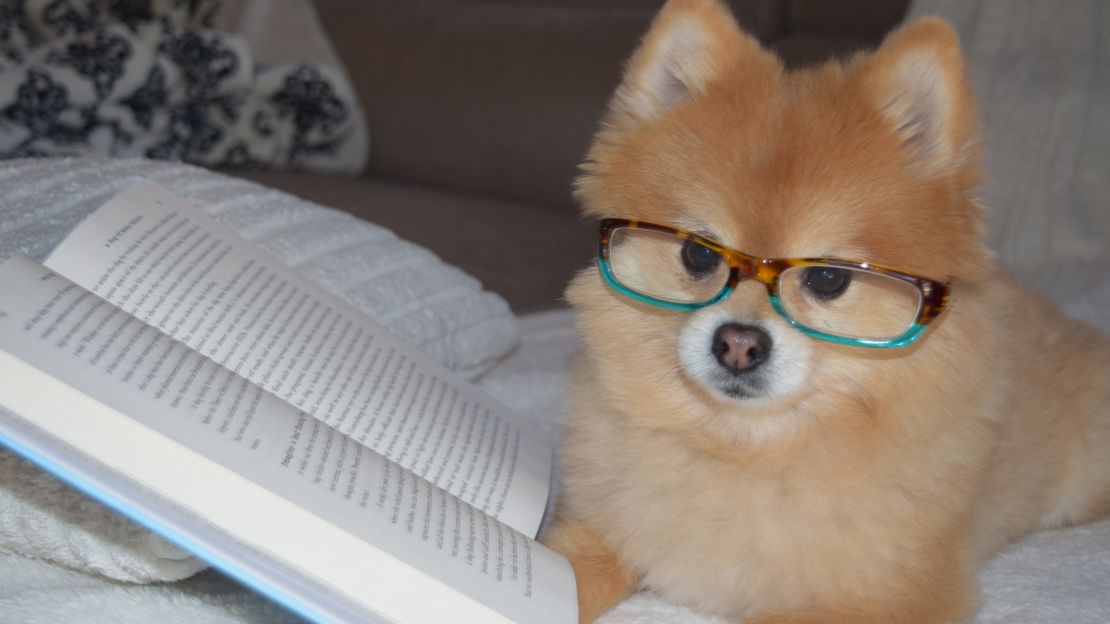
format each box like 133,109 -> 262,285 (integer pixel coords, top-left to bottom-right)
0,552 -> 299,624
0,157 -> 518,379
0,156 -> 520,584
0,451 -> 204,583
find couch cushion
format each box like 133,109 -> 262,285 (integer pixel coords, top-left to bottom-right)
314,1 -> 800,214
771,35 -> 879,68
231,168 -> 598,313
787,0 -> 909,40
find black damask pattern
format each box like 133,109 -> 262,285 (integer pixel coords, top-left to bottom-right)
121,64 -> 168,129
270,65 -> 349,164
0,0 -> 362,172
147,100 -> 224,161
252,109 -> 274,137
42,0 -> 101,37
2,69 -> 98,154
160,30 -> 237,98
46,31 -> 131,99
173,0 -> 221,28
108,0 -> 154,31
0,0 -> 40,66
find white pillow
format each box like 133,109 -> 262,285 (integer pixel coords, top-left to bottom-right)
0,156 -> 519,581
0,157 -> 518,377
0,2 -> 368,175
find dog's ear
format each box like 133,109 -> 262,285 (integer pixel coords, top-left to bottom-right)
860,18 -> 980,176
609,0 -> 766,123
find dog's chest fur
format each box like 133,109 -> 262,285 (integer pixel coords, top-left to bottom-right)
561,361 -> 983,618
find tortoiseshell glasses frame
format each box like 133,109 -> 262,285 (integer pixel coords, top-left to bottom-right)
596,218 -> 952,348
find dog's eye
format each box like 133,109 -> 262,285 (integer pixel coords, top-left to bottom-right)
802,266 -> 852,300
681,240 -> 722,277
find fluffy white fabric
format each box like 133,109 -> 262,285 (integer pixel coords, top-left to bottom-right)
0,294 -> 1108,621
0,552 -> 299,624
0,451 -> 203,584
0,158 -> 517,378
0,157 -> 517,587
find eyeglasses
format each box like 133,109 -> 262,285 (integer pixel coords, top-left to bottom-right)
596,218 -> 951,348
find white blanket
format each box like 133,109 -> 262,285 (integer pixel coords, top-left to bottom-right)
2,307 -> 1108,623
0,157 -> 520,620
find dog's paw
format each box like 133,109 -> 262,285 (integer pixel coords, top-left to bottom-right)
542,520 -> 635,624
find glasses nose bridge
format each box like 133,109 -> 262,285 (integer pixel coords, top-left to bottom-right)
724,250 -> 778,292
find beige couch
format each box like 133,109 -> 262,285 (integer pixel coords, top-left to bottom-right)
233,0 -> 909,312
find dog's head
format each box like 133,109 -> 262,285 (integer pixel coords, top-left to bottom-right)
568,0 -> 993,446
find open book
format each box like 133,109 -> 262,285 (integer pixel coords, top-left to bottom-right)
0,181 -> 577,623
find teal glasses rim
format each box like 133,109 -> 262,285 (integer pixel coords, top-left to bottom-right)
596,218 -> 951,349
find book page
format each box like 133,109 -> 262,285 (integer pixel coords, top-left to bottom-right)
44,181 -> 551,536
0,255 -> 576,624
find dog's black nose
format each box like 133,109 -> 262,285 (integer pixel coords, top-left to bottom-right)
712,323 -> 772,375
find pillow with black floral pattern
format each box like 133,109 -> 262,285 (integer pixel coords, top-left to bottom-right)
0,0 -> 368,174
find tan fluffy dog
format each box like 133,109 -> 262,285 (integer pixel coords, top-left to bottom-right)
543,1 -> 1110,622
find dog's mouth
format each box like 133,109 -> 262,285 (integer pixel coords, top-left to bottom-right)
720,385 -> 756,399
711,372 -> 770,401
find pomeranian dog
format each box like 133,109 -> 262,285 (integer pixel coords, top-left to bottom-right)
543,1 -> 1110,622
